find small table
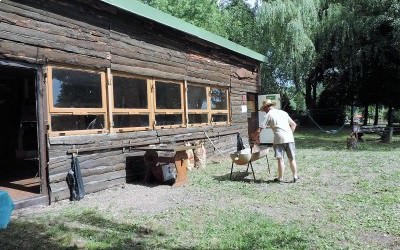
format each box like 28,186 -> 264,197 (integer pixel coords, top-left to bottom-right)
134,144 -> 200,187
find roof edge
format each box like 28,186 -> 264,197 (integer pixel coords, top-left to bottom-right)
100,0 -> 266,62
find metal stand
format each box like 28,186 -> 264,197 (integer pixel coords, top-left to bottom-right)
230,159 -> 256,181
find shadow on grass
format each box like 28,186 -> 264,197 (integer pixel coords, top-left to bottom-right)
213,172 -> 288,184
214,171 -> 263,183
0,210 -> 166,249
1,209 -> 311,249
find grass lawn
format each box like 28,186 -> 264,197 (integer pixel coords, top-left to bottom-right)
1,128 -> 399,249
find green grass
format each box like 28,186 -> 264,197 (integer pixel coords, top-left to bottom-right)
0,128 -> 399,249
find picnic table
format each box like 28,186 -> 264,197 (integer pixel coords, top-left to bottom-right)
358,125 -> 397,142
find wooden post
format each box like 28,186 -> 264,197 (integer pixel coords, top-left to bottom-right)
173,150 -> 188,187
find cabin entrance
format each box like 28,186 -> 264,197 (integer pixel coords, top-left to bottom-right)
0,65 -> 42,205
247,93 -> 258,138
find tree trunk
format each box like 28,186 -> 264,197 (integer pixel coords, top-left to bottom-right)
350,103 -> 355,126
374,104 -> 379,125
305,79 -> 312,110
312,82 -> 317,108
363,105 -> 368,125
387,106 -> 393,126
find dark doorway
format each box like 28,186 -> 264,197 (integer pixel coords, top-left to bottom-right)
247,93 -> 258,138
0,65 -> 40,202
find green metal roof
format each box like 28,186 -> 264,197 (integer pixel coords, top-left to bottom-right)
100,0 -> 266,62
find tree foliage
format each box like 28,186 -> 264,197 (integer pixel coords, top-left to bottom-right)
139,0 -> 228,37
256,0 -> 320,93
139,0 -> 400,123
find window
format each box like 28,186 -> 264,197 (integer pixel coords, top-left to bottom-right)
46,66 -> 230,136
210,87 -> 229,124
187,85 -> 209,125
154,80 -> 184,127
47,66 -> 107,135
111,74 -> 151,131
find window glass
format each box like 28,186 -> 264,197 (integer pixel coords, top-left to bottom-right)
188,114 -> 208,124
155,114 -> 182,126
156,81 -> 181,109
187,85 -> 207,109
113,115 -> 149,128
51,115 -> 104,131
211,88 -> 227,110
212,114 -> 228,122
48,67 -> 231,135
113,76 -> 147,109
52,68 -> 102,108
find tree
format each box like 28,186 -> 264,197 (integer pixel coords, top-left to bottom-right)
139,0 -> 228,38
256,0 -> 321,100
139,0 -> 400,123
219,0 -> 258,49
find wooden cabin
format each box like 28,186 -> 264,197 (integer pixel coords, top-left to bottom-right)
0,0 -> 265,208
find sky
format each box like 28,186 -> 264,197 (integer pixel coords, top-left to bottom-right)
246,0 -> 258,8
219,0 -> 260,8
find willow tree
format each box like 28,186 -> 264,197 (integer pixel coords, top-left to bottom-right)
320,0 -> 400,124
351,0 -> 400,124
310,1 -> 361,121
255,0 -> 321,101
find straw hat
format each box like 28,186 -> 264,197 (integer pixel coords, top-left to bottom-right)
261,99 -> 276,109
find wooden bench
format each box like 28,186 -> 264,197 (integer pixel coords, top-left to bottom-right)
358,125 -> 397,143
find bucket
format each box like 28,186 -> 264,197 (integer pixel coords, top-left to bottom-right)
0,191 -> 14,229
230,148 -> 252,165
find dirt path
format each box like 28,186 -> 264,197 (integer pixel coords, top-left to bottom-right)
13,183 -> 208,218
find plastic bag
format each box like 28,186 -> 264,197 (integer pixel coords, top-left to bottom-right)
185,142 -> 195,170
193,141 -> 207,169
161,163 -> 177,181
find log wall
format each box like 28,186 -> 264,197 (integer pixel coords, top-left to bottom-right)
0,0 -> 261,201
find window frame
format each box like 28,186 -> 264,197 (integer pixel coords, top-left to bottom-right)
109,71 -> 153,133
152,78 -> 185,129
209,87 -> 230,126
46,66 -> 231,137
186,83 -> 210,126
46,65 -> 108,136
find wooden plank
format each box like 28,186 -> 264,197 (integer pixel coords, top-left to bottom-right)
187,53 -> 231,71
48,150 -> 131,176
2,0 -> 110,34
49,163 -> 126,183
0,17 -> 108,56
109,30 -> 187,60
50,169 -> 127,192
111,54 -> 187,76
49,130 -> 158,145
0,39 -> 109,67
0,9 -> 109,42
111,63 -> 186,82
110,39 -> 187,69
51,178 -> 126,202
